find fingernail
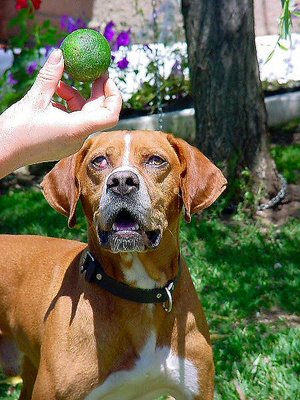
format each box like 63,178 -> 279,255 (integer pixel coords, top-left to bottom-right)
48,49 -> 62,65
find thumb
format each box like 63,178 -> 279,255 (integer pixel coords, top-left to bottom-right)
27,49 -> 64,108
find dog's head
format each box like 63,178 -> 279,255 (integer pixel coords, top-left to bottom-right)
41,130 -> 227,253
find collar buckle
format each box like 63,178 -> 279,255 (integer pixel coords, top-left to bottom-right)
80,251 -> 96,282
162,281 -> 174,313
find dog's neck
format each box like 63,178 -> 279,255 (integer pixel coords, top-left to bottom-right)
86,222 -> 180,290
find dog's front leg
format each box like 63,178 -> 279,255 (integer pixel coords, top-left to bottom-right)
184,332 -> 215,400
31,363 -> 57,400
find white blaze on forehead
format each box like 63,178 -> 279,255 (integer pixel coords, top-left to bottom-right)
123,133 -> 132,166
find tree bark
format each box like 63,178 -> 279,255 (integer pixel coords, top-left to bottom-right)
181,0 -> 279,198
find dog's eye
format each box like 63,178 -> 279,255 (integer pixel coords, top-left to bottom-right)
146,155 -> 167,167
92,156 -> 109,170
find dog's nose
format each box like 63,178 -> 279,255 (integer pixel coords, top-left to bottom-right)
107,170 -> 140,196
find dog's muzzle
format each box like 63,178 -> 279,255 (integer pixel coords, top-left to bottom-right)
97,169 -> 162,253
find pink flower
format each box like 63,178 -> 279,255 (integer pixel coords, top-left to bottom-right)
16,0 -> 28,9
31,0 -> 42,9
15,0 -> 42,10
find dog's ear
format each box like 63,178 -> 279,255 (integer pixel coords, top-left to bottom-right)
167,135 -> 227,222
41,154 -> 80,228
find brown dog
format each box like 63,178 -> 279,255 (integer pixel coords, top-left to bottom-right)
0,130 -> 226,399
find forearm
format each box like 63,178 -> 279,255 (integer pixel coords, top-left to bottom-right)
0,113 -> 26,179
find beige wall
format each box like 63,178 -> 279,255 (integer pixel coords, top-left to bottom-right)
254,0 -> 282,36
89,0 -> 157,39
0,0 -> 298,44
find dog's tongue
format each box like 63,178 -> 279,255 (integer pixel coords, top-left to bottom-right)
119,221 -> 135,230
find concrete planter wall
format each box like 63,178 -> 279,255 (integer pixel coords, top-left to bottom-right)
115,108 -> 196,141
115,92 -> 300,139
265,91 -> 300,127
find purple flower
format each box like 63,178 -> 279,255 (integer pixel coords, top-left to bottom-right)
27,61 -> 38,75
8,73 -> 18,86
116,30 -> 131,50
60,15 -> 70,31
45,45 -> 54,57
103,21 -> 116,42
117,57 -> 129,70
60,15 -> 86,33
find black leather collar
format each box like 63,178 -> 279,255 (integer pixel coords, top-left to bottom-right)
80,251 -> 182,312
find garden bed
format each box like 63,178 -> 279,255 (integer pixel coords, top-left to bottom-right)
115,91 -> 300,139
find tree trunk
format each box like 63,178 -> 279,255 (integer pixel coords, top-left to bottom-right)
181,0 -> 280,199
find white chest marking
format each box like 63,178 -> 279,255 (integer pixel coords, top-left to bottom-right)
85,332 -> 200,400
123,133 -> 131,166
121,255 -> 157,289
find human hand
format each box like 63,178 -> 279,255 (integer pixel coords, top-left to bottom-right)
0,49 -> 122,178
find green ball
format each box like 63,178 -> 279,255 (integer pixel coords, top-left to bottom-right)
60,28 -> 111,82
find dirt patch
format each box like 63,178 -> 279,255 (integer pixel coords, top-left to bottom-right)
0,164 -> 54,195
255,128 -> 300,225
254,307 -> 300,328
256,184 -> 300,225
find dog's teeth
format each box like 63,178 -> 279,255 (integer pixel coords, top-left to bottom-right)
112,223 -> 139,231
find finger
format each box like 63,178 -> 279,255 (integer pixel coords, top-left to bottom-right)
51,101 -> 67,111
56,81 -> 86,111
84,75 -> 108,110
82,77 -> 122,113
90,73 -> 109,100
27,49 -> 64,108
70,108 -> 120,136
67,78 -> 122,134
103,78 -> 123,115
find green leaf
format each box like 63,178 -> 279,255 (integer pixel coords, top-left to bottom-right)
278,42 -> 289,51
264,49 -> 276,64
42,19 -> 51,28
8,8 -> 29,28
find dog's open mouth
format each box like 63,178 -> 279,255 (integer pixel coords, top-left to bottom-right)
98,209 -> 161,253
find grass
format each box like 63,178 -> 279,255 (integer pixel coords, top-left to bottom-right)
181,216 -> 300,399
271,144 -> 300,183
0,189 -> 299,399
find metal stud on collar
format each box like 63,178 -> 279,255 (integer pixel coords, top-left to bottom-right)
96,273 -> 102,281
86,251 -> 95,262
